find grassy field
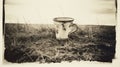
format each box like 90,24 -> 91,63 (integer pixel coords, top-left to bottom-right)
4,23 -> 116,63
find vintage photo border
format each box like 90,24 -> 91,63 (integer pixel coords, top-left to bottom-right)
0,0 -> 120,67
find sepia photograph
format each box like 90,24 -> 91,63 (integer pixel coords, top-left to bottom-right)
3,0 -> 117,64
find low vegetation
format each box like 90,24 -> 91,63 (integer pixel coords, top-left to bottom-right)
4,23 -> 116,63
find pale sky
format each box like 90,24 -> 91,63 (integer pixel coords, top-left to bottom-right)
5,0 -> 116,25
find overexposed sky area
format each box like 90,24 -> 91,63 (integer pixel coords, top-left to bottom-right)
5,0 -> 116,25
